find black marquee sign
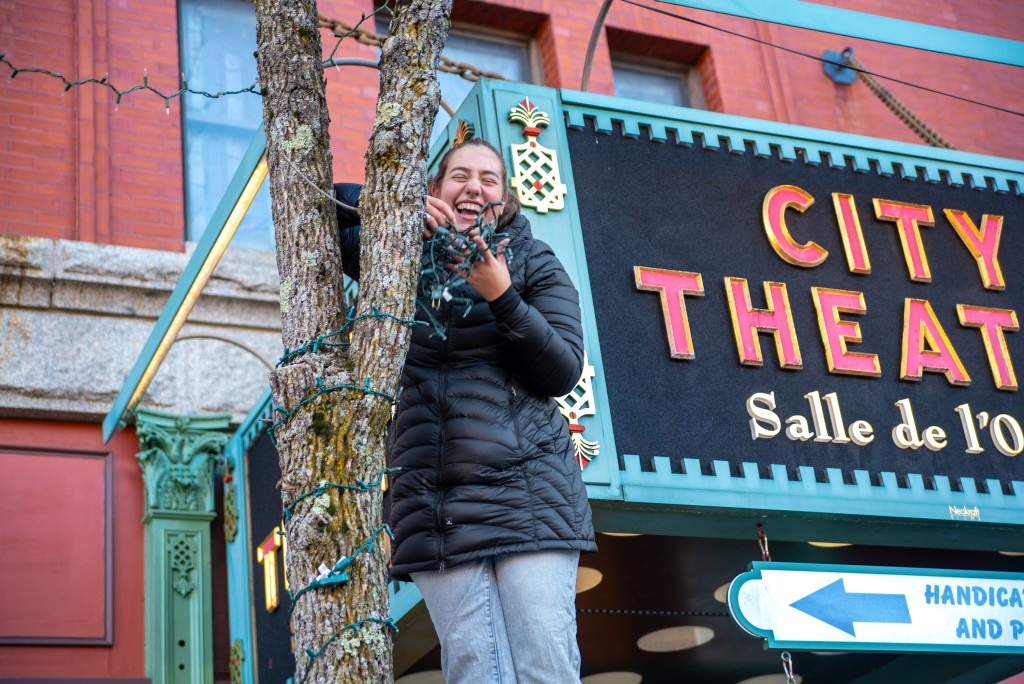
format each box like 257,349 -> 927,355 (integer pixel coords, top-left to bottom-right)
568,122 -> 1022,490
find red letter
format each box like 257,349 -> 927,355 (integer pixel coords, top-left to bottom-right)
762,185 -> 827,267
944,210 -> 1005,291
635,266 -> 705,359
725,278 -> 802,369
812,287 -> 881,376
832,193 -> 871,274
958,305 -> 1018,391
874,199 -> 935,282
901,299 -> 970,385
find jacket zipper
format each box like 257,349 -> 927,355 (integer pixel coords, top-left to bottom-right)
435,305 -> 451,573
510,383 -> 523,454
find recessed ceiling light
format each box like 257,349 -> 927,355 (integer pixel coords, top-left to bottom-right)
582,672 -> 643,684
602,532 -> 642,537
998,551 -> 1024,556
395,671 -> 445,684
736,674 -> 803,684
576,566 -> 603,594
713,581 -> 731,604
808,542 -> 852,548
637,625 -> 714,652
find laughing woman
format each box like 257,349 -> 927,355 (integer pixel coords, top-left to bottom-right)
336,137 -> 596,683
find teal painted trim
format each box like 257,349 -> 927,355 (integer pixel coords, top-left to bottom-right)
389,580 -> 423,622
473,79 -> 623,496
145,521 -> 217,681
561,89 -> 1024,192
103,126 -> 268,443
729,561 -> 1024,654
655,0 -> 1024,67
742,560 -> 1024,585
223,388 -> 271,684
232,386 -> 274,456
613,454 -> 1024,528
425,80 -> 622,495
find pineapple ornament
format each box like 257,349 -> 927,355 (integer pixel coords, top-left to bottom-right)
508,98 -> 568,214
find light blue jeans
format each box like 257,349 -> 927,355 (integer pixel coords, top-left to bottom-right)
411,551 -> 582,684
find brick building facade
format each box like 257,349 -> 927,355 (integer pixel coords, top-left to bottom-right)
0,0 -> 1021,681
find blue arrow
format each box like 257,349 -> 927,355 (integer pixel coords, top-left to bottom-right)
790,578 -> 911,636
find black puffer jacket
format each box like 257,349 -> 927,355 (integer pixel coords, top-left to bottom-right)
336,184 -> 596,580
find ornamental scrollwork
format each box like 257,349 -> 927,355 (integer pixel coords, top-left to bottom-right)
170,534 -> 197,597
136,408 -> 231,518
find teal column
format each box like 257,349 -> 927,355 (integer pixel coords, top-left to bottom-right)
136,408 -> 231,684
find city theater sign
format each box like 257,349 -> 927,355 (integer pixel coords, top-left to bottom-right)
631,184 -> 1018,458
548,86 -> 1023,541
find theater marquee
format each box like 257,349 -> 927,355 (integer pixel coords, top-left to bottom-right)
557,91 -> 1022,520
573,108 -> 1019,491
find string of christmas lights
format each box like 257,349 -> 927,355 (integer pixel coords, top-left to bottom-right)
267,373 -> 398,444
282,469 -> 399,522
297,616 -> 399,684
278,306 -> 424,368
270,204 -> 511,443
0,3 -> 392,113
275,464 -> 398,681
0,52 -> 260,112
274,457 -> 397,680
288,524 -> 394,607
417,204 -> 512,338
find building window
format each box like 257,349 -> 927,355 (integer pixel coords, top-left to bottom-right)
180,0 -> 273,250
434,30 -> 533,142
377,19 -> 535,144
611,57 -> 704,109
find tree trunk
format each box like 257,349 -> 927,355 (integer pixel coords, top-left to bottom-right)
253,0 -> 451,681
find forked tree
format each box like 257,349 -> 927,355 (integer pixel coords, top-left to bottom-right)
253,0 -> 452,680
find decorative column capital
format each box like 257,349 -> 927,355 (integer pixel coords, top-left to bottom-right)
136,408 -> 231,521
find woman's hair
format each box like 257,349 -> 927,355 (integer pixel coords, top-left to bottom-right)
430,138 -> 521,228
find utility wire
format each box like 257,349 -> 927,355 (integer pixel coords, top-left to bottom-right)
621,0 -> 1024,119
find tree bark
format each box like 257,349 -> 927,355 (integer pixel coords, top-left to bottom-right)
254,0 -> 451,681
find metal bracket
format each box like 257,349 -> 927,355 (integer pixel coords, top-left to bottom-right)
822,49 -> 857,85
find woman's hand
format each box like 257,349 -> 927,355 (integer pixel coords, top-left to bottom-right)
450,234 -> 512,302
428,194 -> 511,301
424,196 -> 457,238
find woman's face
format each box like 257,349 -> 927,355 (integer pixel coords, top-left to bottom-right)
433,145 -> 505,231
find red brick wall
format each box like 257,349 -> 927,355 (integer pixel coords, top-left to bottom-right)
596,0 -> 1022,157
320,0 -> 382,185
1,0 -> 1020,250
1,0 -> 78,242
105,0 -> 184,251
1,0 -> 183,251
0,419 -> 146,678
321,0 -> 1023,181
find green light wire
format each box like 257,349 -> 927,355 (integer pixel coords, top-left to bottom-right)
287,524 -> 394,608
417,202 -> 512,339
296,617 -> 399,684
282,469 -> 399,522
